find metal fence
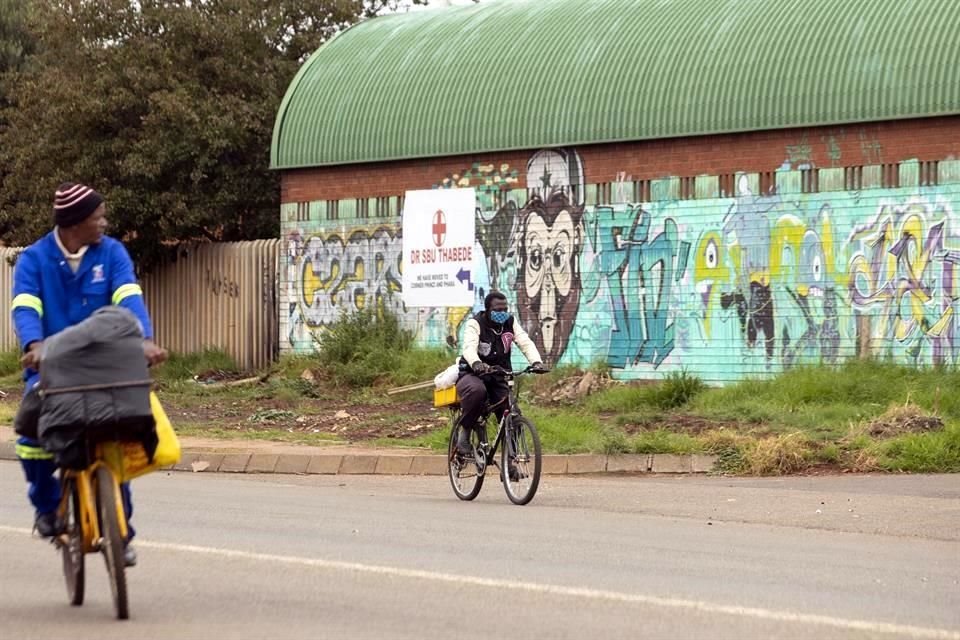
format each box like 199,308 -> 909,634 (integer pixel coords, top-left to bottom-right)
0,248 -> 19,352
0,240 -> 280,371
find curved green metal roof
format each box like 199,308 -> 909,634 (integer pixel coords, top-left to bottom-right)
271,0 -> 960,170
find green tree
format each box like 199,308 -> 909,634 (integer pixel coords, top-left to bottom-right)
0,0 -> 36,74
0,0 -> 425,267
0,0 -> 40,239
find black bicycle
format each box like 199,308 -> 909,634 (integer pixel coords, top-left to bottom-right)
447,365 -> 548,505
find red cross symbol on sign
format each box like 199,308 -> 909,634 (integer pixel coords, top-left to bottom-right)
432,209 -> 447,247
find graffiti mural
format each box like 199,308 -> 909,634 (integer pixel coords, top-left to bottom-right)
280,149 -> 960,383
847,202 -> 960,364
515,191 -> 584,363
290,227 -> 411,341
579,203 -> 689,368
679,184 -> 960,379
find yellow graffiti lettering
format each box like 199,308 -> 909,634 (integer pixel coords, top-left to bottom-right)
301,258 -> 340,306
820,210 -> 836,278
769,214 -> 804,284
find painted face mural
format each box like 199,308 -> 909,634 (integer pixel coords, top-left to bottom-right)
509,149 -> 587,365
516,192 -> 584,364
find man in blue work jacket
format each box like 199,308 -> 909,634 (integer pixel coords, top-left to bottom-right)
13,182 -> 167,567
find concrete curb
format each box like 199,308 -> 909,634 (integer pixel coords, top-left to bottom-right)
0,443 -> 717,476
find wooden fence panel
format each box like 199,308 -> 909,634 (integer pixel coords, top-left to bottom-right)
0,241 -> 280,371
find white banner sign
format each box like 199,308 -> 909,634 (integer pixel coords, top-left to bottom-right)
402,188 -> 476,307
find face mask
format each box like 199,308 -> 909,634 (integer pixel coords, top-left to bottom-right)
490,310 -> 512,325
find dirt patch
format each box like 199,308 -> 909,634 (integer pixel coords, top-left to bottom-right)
167,396 -> 447,442
191,369 -> 263,384
866,404 -> 944,438
616,413 -> 750,435
531,370 -> 623,405
0,382 -> 24,402
794,463 -> 848,476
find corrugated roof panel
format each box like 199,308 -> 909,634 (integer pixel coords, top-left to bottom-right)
272,0 -> 960,169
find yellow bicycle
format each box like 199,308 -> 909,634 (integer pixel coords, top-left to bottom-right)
56,437 -> 132,620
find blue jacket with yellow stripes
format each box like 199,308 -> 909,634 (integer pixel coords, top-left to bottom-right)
12,231 -> 154,382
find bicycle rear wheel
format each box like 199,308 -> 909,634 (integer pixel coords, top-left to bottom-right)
501,416 -> 542,505
448,412 -> 484,501
96,466 -> 129,620
60,476 -> 85,606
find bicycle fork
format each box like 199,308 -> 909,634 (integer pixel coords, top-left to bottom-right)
56,464 -> 128,553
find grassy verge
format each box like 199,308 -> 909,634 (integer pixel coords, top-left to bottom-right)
397,359 -> 960,473
143,346 -> 960,475
875,423 -> 960,473
0,401 -> 16,425
3,312 -> 958,475
0,348 -> 24,390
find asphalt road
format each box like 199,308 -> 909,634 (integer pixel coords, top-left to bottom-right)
0,463 -> 958,639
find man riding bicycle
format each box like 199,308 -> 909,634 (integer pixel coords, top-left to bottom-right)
12,182 -> 167,567
456,292 -> 545,476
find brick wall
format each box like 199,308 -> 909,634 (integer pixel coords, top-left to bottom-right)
280,116 -> 960,382
281,116 -> 960,203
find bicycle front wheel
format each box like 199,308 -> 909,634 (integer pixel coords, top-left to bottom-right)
60,476 -> 85,606
501,416 -> 542,505
96,466 -> 129,620
448,412 -> 484,501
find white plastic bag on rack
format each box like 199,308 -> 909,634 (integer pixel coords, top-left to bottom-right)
434,362 -> 461,389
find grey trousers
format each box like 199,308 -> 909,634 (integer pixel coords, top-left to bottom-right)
456,373 -> 509,431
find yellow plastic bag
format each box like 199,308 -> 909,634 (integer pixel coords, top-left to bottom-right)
103,392 -> 181,481
149,392 -> 181,467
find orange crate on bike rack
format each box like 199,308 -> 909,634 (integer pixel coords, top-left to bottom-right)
433,386 -> 458,408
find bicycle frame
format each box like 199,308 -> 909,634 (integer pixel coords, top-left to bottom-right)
447,364 -> 547,505
58,446 -> 129,553
470,370 -> 527,470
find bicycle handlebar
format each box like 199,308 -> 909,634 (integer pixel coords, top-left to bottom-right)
479,364 -> 550,378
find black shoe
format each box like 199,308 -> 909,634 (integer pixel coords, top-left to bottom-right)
508,462 -> 527,482
500,463 -> 528,482
123,544 -> 137,568
456,430 -> 473,457
34,511 -> 61,538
